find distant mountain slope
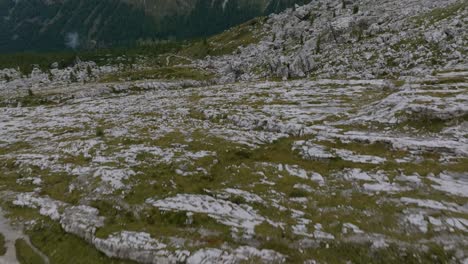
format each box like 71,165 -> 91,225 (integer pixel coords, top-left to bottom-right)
0,0 -> 308,52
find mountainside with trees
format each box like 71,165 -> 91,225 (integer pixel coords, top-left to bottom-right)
0,0 -> 308,53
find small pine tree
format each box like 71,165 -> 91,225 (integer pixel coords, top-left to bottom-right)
342,0 -> 346,9
309,13 -> 316,24
86,65 -> 93,77
95,127 -> 105,137
315,35 -> 322,54
28,88 -> 34,97
353,5 -> 359,14
69,71 -> 78,83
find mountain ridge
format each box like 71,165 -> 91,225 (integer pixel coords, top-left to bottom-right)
0,0 -> 307,53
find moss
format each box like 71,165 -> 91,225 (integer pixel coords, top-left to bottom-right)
15,239 -> 45,264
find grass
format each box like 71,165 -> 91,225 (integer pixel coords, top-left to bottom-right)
318,139 -> 407,160
412,1 -> 467,26
100,66 -> 215,82
15,239 -> 45,264
0,15 -> 261,83
0,233 -> 5,256
253,204 -> 453,263
395,112 -> 468,134
0,42 -> 184,75
1,67 -> 466,262
179,17 -> 264,59
0,94 -> 58,108
92,200 -> 233,250
27,219 -> 136,264
300,241 -> 453,264
39,172 -> 82,205
206,17 -> 265,56
96,127 -> 105,137
420,76 -> 467,85
390,36 -> 445,66
0,142 -> 32,156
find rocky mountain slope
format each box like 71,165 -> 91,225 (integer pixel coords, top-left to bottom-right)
0,0 -> 305,52
199,0 -> 467,81
0,0 -> 467,263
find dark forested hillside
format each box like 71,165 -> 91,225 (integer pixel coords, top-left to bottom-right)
0,0 -> 309,53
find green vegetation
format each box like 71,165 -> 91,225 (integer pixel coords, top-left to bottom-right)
0,233 -> 6,256
0,42 -> 184,75
298,242 -> 454,264
1,4 -> 265,81
92,199 -> 233,250
101,66 -> 215,82
316,33 -> 323,54
421,76 -> 467,85
27,219 -> 136,264
412,1 -> 467,26
0,93 -> 57,108
1,0 -> 304,54
178,17 -> 265,59
395,112 -> 468,133
206,18 -> 265,56
0,61 -> 466,263
96,127 -> 105,137
39,172 -> 82,205
15,239 -> 45,264
353,5 -> 359,14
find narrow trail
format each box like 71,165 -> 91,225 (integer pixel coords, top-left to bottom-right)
165,54 -> 194,66
0,208 -> 50,264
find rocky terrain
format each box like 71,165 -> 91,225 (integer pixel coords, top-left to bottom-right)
201,0 -> 468,82
0,0 -> 467,263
